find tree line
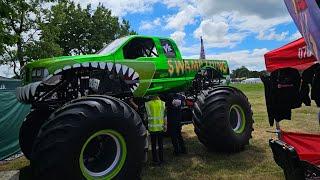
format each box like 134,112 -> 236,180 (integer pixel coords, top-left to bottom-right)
0,0 -> 135,78
231,66 -> 267,79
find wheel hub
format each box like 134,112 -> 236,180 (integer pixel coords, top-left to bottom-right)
229,105 -> 246,134
80,130 -> 127,179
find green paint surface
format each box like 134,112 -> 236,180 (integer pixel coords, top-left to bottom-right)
22,35 -> 230,97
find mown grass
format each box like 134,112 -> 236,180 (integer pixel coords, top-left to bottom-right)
1,83 -> 319,180
142,83 -> 319,180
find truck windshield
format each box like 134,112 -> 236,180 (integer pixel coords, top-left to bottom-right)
96,36 -> 129,54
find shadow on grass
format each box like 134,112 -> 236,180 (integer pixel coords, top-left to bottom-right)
142,134 -> 268,179
12,133 -> 269,180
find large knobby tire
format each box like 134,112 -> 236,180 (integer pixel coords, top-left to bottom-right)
19,109 -> 50,160
193,86 -> 254,152
31,95 -> 148,180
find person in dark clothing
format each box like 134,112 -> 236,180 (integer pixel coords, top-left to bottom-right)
150,133 -> 164,163
166,93 -> 187,155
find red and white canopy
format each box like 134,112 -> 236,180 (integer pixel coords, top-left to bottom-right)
264,38 -> 318,72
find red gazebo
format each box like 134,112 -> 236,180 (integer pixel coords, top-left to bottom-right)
264,37 -> 318,72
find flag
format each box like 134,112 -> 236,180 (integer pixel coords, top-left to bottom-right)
284,0 -> 320,61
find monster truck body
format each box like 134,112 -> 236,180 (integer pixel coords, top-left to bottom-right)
17,35 -> 229,105
16,35 -> 253,180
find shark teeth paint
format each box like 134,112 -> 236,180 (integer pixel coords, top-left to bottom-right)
63,65 -> 71,70
16,81 -> 41,103
132,72 -> 139,80
25,84 -> 31,100
73,63 -> 81,68
54,69 -> 62,75
128,68 -> 134,77
122,65 -> 128,75
82,62 -> 90,67
107,63 -> 113,71
98,62 -> 106,69
17,62 -> 141,103
115,64 -> 122,74
91,62 -> 98,68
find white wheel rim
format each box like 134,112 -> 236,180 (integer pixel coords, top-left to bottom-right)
84,133 -> 121,177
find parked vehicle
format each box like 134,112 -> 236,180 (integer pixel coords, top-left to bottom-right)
17,35 -> 254,179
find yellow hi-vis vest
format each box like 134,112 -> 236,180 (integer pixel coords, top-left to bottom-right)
145,99 -> 165,132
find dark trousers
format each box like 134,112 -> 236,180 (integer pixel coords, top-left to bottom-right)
150,132 -> 163,162
170,125 -> 186,154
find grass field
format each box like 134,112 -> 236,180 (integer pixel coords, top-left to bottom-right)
1,83 -> 319,180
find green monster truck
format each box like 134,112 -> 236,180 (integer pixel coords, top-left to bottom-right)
16,35 -> 254,179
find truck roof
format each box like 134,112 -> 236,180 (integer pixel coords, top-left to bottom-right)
124,35 -> 174,42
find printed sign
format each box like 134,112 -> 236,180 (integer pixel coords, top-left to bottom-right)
298,45 -> 313,59
284,0 -> 320,61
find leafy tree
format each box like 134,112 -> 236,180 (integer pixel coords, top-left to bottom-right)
231,66 -> 250,78
0,0 -> 13,55
0,0 -> 58,77
231,66 -> 267,78
43,1 -> 136,56
258,70 -> 268,77
0,0 -> 135,78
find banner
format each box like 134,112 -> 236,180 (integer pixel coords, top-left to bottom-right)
284,0 -> 320,61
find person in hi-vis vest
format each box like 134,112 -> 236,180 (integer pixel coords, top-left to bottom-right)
145,96 -> 167,165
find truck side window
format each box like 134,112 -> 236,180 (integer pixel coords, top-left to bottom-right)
160,39 -> 176,58
123,38 -> 158,59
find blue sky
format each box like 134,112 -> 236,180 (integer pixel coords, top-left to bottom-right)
0,0 -> 303,77
114,0 -> 301,71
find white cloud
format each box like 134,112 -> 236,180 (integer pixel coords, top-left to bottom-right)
213,48 -> 269,70
0,65 -> 16,78
139,22 -> 153,30
183,48 -> 269,71
193,18 -> 247,48
257,28 -> 289,41
180,46 -> 200,56
229,13 -> 291,34
165,5 -> 198,31
188,0 -> 292,48
162,0 -> 190,8
74,0 -> 159,16
170,31 -> 186,46
196,0 -> 288,19
153,18 -> 161,26
139,18 -> 162,30
290,31 -> 302,40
